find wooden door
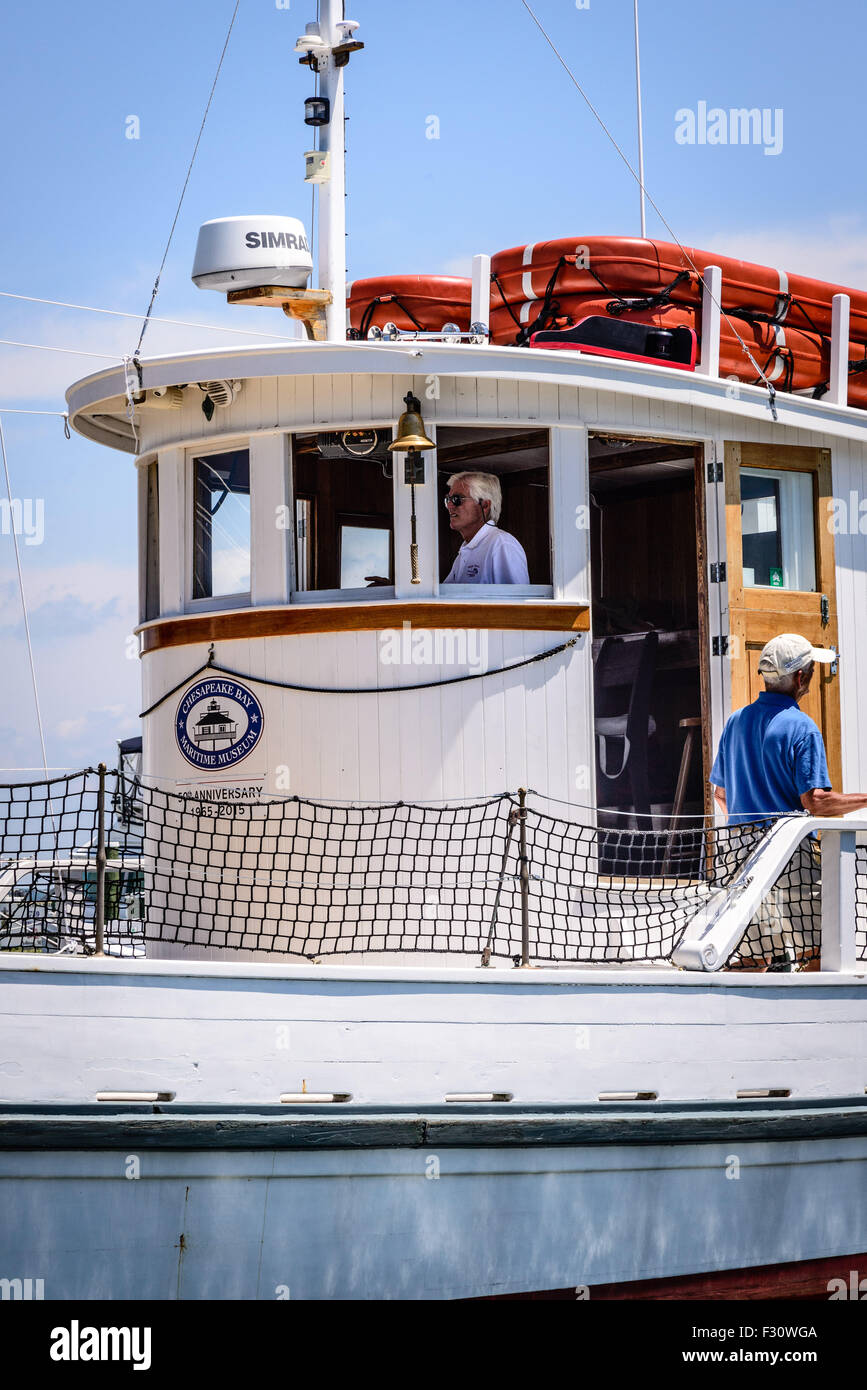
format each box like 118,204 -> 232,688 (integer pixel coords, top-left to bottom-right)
725,442 -> 841,787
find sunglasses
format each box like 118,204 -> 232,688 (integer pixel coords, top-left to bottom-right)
444,493 -> 470,508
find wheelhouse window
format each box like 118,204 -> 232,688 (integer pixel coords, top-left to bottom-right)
192,448 -> 251,600
740,468 -> 816,591
436,427 -> 551,586
292,430 -> 394,592
143,461 -> 159,621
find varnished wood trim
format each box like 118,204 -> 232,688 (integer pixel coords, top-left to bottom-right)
693,447 -> 713,818
140,601 -> 591,653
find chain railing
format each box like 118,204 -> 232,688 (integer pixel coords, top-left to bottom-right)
0,767 -> 856,968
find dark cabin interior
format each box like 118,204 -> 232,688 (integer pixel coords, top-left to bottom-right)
589,435 -> 706,827
292,426 -> 551,590
293,430 -> 395,591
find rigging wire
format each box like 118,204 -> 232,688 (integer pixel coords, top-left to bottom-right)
0,290 -> 291,341
133,0 -> 242,358
0,338 -> 118,359
517,0 -> 780,415
0,408 -> 68,418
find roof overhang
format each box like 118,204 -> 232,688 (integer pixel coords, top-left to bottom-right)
66,340 -> 867,454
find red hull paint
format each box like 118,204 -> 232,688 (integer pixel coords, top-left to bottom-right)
474,1251 -> 867,1301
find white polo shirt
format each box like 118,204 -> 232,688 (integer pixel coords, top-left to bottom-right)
442,523 -> 530,584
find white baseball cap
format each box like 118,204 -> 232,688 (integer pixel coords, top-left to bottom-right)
758,633 -> 836,677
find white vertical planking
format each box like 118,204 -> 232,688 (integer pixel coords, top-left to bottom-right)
497,378 -> 519,421
481,631 -> 507,793
550,426 -> 590,601
294,375 -> 314,430
313,372 -> 333,425
250,432 -> 290,606
329,373 -> 354,427
538,382 -> 559,423
517,380 -> 540,422
432,375 -> 457,422
454,375 -> 477,421
370,373 -> 394,423
350,372 -> 373,426
356,630 -> 383,800
475,376 -> 499,423
557,384 -> 583,425
276,373 -> 296,429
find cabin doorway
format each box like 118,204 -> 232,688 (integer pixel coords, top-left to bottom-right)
723,442 -> 842,787
589,435 -> 710,827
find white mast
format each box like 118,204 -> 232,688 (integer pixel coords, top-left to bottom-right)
633,0 -> 646,238
317,0 -> 349,342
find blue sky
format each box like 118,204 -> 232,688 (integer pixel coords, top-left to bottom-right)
2,0 -> 866,770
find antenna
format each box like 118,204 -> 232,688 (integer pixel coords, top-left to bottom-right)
633,0 -> 646,238
318,0 -> 347,341
296,4 -> 363,342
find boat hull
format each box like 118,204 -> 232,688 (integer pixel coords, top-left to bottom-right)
2,1104 -> 867,1300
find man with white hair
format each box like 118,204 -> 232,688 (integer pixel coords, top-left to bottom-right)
442,471 -> 529,584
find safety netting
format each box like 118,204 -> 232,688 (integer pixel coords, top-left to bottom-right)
856,847 -> 867,961
0,769 -> 835,968
0,770 -> 143,955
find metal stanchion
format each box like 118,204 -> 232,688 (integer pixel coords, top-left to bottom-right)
94,763 -> 106,957
518,787 -> 531,968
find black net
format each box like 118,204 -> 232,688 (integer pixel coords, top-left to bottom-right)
0,771 -> 831,967
724,836 -> 822,970
856,846 -> 867,961
0,770 -> 144,955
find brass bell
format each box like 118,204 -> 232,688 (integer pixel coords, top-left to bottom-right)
388,392 -> 435,452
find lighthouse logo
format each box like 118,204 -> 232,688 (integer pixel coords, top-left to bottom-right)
175,679 -> 264,769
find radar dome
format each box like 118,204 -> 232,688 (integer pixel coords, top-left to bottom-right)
192,215 -> 313,293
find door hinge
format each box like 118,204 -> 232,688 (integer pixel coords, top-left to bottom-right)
830,646 -> 839,677
713,636 -> 729,657
710,561 -> 726,583
707,458 -> 724,483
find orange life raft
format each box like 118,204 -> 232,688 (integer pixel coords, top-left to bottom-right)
493,295 -> 867,404
489,237 -> 867,343
348,275 -> 472,337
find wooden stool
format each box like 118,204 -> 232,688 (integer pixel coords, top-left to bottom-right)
671,717 -> 702,820
661,717 -> 702,876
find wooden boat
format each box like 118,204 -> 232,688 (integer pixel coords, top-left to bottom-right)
4,3 -> 867,1307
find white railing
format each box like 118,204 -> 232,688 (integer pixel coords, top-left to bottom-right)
673,813 -> 866,972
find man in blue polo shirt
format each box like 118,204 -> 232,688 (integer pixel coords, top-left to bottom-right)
710,632 -> 864,823
710,632 -> 867,969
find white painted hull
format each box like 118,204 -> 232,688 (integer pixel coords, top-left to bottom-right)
1,955 -> 866,1106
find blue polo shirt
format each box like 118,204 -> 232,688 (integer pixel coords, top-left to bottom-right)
710,691 -> 830,824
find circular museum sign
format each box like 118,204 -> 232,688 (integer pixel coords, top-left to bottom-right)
175,679 -> 264,770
